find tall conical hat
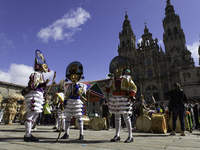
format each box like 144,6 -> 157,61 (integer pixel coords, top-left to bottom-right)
109,56 -> 128,73
34,49 -> 50,72
66,61 -> 83,81
35,49 -> 47,65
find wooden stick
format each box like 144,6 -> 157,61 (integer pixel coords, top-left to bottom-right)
44,71 -> 56,98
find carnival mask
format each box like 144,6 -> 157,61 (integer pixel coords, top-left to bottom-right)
113,68 -> 123,77
70,74 -> 78,83
41,64 -> 48,73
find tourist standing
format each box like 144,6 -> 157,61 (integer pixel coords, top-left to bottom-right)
164,83 -> 188,136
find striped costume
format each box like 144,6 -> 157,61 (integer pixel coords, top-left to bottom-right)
63,82 -> 87,136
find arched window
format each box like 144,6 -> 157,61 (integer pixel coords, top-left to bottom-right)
122,41 -> 125,48
183,73 -> 186,78
164,84 -> 168,93
152,51 -> 156,56
146,58 -> 151,65
141,53 -> 144,58
162,69 -> 167,76
136,73 -> 139,80
145,85 -> 159,101
174,27 -> 178,33
146,86 -> 151,91
152,86 -> 158,91
127,40 -> 129,45
168,29 -> 171,35
147,68 -> 153,77
187,72 -> 191,78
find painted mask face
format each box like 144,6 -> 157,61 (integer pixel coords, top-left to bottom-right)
113,68 -> 123,77
42,64 -> 48,73
70,74 -> 78,83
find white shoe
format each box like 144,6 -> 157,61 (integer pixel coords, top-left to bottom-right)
31,128 -> 37,131
170,130 -> 176,135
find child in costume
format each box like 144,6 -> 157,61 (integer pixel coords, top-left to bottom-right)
53,92 -> 66,132
105,56 -> 137,143
61,61 -> 87,140
23,49 -> 51,142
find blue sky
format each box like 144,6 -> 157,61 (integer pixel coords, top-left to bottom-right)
0,0 -> 200,86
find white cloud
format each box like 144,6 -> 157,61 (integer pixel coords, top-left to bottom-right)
0,34 -> 14,56
158,40 -> 163,45
0,63 -> 54,86
137,38 -> 142,44
37,7 -> 91,43
187,41 -> 199,66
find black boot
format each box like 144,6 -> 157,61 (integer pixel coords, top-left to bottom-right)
24,135 -> 39,142
61,133 -> 69,139
124,137 -> 133,143
110,135 -> 120,142
79,134 -> 84,140
53,129 -> 59,132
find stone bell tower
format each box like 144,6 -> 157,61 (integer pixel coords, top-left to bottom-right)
162,0 -> 186,55
118,11 -> 136,61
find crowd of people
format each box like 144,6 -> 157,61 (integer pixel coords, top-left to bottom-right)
1,49 -> 200,143
101,82 -> 200,137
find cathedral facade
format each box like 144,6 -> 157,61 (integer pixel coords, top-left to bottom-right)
117,0 -> 200,102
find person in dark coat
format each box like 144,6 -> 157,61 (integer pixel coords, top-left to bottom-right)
101,102 -> 110,130
164,83 -> 188,136
192,99 -> 199,129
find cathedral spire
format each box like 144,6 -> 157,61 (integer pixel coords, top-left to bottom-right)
167,0 -> 170,5
165,0 -> 175,16
144,22 -> 149,35
123,10 -> 131,29
163,0 -> 186,55
118,11 -> 136,60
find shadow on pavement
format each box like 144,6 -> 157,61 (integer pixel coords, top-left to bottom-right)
132,134 -> 170,137
0,137 -> 109,144
34,137 -> 109,144
0,129 -> 25,132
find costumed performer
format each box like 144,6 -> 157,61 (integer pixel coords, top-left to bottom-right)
61,61 -> 87,140
23,49 -> 51,142
105,56 -> 137,143
53,92 -> 66,132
